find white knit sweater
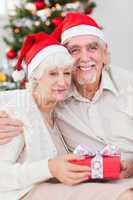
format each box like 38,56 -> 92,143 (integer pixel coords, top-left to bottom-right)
0,89 -> 58,200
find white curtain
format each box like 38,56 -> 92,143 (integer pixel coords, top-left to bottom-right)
0,0 -> 7,15
0,0 -> 20,16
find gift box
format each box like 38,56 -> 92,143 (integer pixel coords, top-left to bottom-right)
69,144 -> 121,180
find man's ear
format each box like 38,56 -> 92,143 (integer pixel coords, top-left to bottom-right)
103,44 -> 110,65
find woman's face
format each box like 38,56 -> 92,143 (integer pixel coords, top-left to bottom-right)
35,66 -> 72,105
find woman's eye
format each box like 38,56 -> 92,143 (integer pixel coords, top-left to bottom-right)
64,72 -> 71,75
49,72 -> 58,76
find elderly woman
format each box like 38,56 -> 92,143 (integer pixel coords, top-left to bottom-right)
0,33 -> 89,200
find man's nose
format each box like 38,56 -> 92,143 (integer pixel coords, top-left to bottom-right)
80,49 -> 90,62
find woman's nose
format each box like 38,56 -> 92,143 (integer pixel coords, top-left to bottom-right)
57,74 -> 66,86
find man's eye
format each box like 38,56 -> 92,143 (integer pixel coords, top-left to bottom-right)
91,46 -> 97,50
69,48 -> 80,54
89,44 -> 99,51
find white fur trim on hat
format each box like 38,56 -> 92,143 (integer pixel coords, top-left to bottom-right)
12,70 -> 25,82
61,25 -> 105,44
28,45 -> 70,79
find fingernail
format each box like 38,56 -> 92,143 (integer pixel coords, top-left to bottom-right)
85,176 -> 89,180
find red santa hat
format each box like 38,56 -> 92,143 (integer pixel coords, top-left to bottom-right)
12,32 -> 71,81
52,12 -> 105,44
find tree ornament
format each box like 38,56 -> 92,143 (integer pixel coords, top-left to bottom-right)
51,6 -> 56,11
25,2 -> 36,11
0,72 -> 7,82
61,12 -> 66,17
36,10 -> 47,21
13,27 -> 21,34
34,20 -> 41,26
65,2 -> 80,11
20,79 -> 27,88
55,3 -> 62,10
44,8 -> 51,17
45,20 -> 50,26
35,1 -> 46,10
15,18 -> 33,28
6,49 -> 17,59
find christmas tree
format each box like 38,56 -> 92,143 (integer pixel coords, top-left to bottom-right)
1,0 -> 96,90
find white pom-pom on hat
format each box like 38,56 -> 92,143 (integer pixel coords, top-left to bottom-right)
12,69 -> 25,82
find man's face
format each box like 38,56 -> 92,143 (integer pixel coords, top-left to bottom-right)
65,35 -> 108,87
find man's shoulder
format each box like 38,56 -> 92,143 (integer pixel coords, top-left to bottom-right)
110,66 -> 133,90
111,66 -> 133,80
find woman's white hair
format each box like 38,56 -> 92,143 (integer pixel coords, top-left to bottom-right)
27,51 -> 74,91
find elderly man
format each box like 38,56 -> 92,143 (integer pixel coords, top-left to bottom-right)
0,13 -> 133,200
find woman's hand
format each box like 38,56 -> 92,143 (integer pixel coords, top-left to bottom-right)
48,154 -> 90,185
0,111 -> 23,144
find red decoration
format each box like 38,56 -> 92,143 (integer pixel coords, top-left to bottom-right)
70,156 -> 120,180
35,1 -> 46,10
20,79 -> 27,88
87,2 -> 96,15
52,17 -> 62,27
87,8 -> 95,15
6,49 -> 17,59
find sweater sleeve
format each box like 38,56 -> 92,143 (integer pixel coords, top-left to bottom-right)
0,135 -> 53,192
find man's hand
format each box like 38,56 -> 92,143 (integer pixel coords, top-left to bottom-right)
48,154 -> 90,186
0,111 -> 23,144
120,160 -> 133,179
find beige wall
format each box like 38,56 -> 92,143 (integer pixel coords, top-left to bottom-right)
93,0 -> 133,71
